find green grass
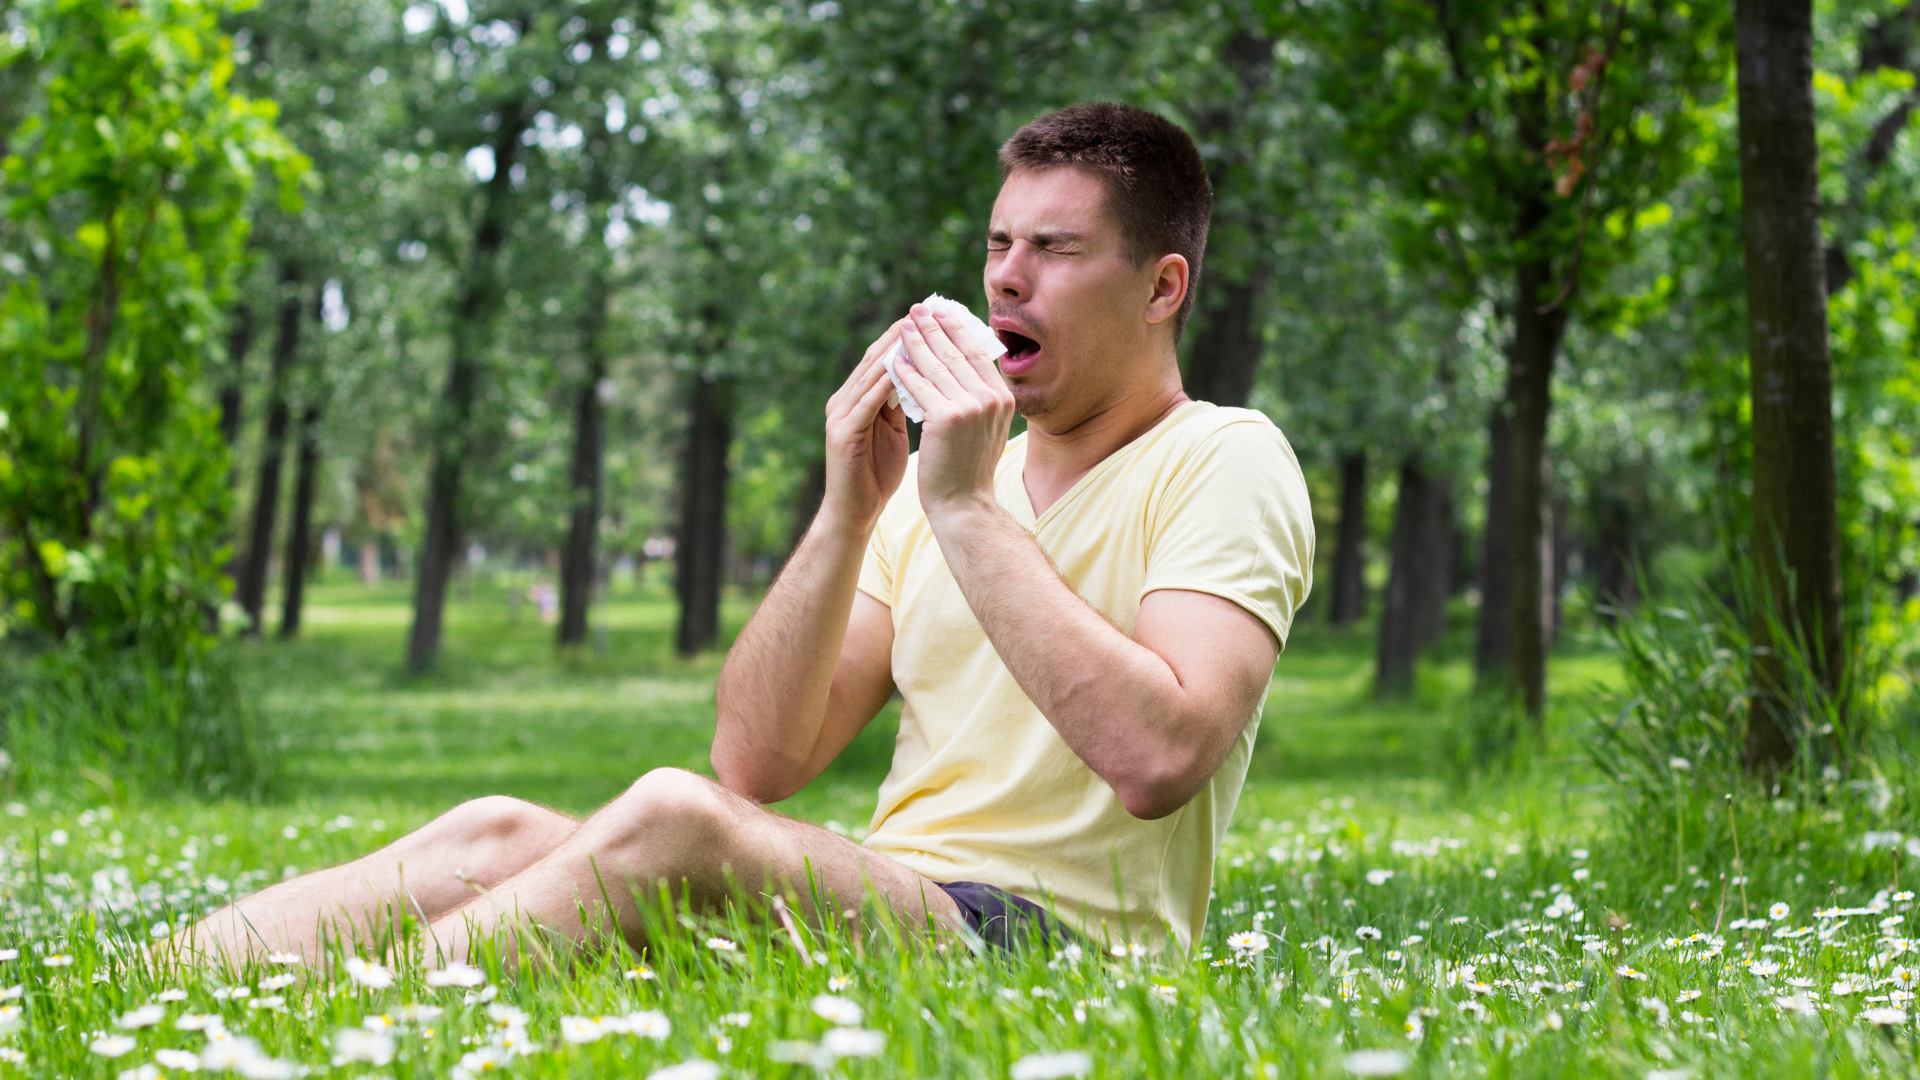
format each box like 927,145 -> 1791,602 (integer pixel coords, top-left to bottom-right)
3,577 -> 1916,1079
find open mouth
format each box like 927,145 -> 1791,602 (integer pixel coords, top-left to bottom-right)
995,329 -> 1041,362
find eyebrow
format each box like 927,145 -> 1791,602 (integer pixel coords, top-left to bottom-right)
987,227 -> 1088,246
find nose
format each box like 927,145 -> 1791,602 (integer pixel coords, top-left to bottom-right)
984,242 -> 1030,304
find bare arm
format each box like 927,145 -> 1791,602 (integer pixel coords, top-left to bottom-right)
891,305 -> 1279,820
711,323 -> 913,803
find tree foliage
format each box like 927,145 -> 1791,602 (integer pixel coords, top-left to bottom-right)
0,0 -> 303,656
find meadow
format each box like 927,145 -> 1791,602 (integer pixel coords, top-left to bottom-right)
3,575 -> 1916,1079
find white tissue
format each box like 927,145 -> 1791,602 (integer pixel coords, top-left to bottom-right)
881,293 -> 1008,423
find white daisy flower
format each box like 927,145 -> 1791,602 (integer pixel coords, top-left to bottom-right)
117,1004 -> 166,1029
334,1027 -> 396,1065
89,1036 -> 137,1058
344,957 -> 394,989
811,994 -> 863,1026
425,961 -> 486,988
1227,931 -> 1270,955
646,1062 -> 721,1080
1010,1050 -> 1092,1080
625,1009 -> 672,1041
1342,1048 -> 1411,1076
154,1049 -> 200,1070
821,1027 -> 885,1058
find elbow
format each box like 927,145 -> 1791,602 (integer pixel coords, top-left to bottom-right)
710,743 -> 800,805
1112,758 -> 1206,821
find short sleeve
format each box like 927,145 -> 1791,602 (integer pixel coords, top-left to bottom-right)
1141,418 -> 1315,649
856,462 -> 919,608
856,523 -> 894,608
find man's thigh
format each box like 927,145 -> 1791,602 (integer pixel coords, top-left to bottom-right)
661,771 -> 964,933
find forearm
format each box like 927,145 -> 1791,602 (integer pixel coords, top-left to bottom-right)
712,511 -> 870,798
927,500 -> 1201,815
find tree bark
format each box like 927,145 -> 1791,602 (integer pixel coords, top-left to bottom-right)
1591,489 -> 1640,620
1328,450 -> 1368,626
238,261 -> 303,637
1736,0 -> 1845,770
676,372 -> 735,656
1474,406 -> 1514,688
279,401 -> 321,639
1376,459 -> 1438,696
1413,473 -> 1454,651
1181,29 -> 1275,409
1182,272 -> 1268,408
558,274 -> 609,647
1505,256 -> 1568,721
407,105 -> 528,673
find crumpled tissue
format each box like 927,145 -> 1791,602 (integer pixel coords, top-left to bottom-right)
882,293 -> 1007,423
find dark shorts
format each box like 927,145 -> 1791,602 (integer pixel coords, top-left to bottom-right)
936,881 -> 1080,951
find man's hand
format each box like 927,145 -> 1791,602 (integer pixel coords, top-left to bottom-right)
819,321 -> 914,532
889,303 -> 1017,521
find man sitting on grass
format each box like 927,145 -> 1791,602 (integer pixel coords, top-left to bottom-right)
183,102 -> 1313,962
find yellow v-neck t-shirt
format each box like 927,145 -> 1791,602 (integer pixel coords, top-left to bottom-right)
855,401 -> 1314,950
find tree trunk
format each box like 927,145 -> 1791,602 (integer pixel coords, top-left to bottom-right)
676,372 -> 735,656
238,261 -> 303,637
1181,29 -> 1274,409
1474,406 -> 1514,687
1182,271 -> 1268,408
1591,489 -> 1640,620
1413,473 -> 1454,651
1506,257 -> 1568,721
279,401 -> 321,639
558,275 -> 609,647
1328,450 -> 1368,626
1737,0 -> 1845,770
1376,459 -> 1433,696
407,105 -> 528,674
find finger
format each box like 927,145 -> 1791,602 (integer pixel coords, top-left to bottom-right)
923,305 -> 1002,391
913,306 -> 993,398
888,339 -> 955,417
833,323 -> 907,415
899,313 -> 974,405
838,358 -> 903,434
858,319 -> 908,373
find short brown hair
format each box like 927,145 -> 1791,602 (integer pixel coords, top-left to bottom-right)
999,103 -> 1212,336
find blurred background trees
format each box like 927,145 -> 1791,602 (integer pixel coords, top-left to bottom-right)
4,0 -> 1920,790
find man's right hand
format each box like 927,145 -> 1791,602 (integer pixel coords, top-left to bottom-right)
818,319 -> 912,532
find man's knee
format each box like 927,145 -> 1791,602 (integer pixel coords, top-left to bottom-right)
441,795 -> 568,856
586,768 -> 741,867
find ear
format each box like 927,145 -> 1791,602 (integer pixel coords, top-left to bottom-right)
1142,253 -> 1190,327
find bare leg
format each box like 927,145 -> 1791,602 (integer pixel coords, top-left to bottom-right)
428,768 -> 964,961
176,796 -> 577,965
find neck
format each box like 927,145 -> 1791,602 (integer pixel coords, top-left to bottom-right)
1021,364 -> 1190,517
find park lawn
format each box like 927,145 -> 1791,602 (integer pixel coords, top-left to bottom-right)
3,578 -> 1913,1079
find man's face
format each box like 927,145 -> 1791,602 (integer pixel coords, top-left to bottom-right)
983,167 -> 1166,426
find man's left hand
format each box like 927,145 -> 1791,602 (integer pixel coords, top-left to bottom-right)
890,302 -> 1017,522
